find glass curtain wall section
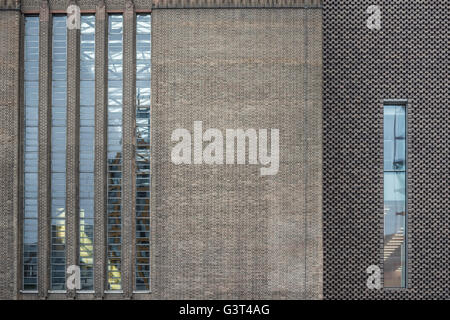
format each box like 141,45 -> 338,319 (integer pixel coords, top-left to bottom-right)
383,104 -> 407,288
79,15 -> 95,291
23,16 -> 39,291
51,15 -> 67,291
107,14 -> 123,291
135,14 -> 151,292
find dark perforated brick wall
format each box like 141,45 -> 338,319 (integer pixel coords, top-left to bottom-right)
323,1 -> 450,299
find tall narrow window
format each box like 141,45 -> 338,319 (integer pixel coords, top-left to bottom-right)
23,16 -> 39,291
107,14 -> 123,291
79,15 -> 95,291
135,14 -> 151,291
50,15 -> 67,291
383,103 -> 407,288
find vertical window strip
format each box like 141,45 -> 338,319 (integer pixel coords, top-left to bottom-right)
135,14 -> 151,292
383,103 -> 407,288
23,16 -> 39,291
107,14 -> 123,291
51,15 -> 67,291
79,15 -> 95,291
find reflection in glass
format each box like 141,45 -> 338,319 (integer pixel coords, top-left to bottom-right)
135,14 -> 151,291
51,15 -> 67,290
23,16 -> 39,291
107,14 -> 123,291
383,104 -> 406,287
79,15 -> 95,291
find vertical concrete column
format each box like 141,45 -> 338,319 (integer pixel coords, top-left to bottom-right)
37,0 -> 51,299
0,0 -> 21,300
122,0 -> 136,298
66,0 -> 80,299
93,0 -> 107,298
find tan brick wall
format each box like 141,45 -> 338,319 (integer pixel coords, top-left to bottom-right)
151,8 -> 323,299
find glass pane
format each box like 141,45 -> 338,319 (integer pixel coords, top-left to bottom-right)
79,15 -> 96,291
23,16 -> 40,291
50,15 -> 67,290
107,14 -> 123,291
384,105 -> 406,171
135,14 -> 151,291
383,104 -> 406,288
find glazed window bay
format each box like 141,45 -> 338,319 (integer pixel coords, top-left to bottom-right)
22,13 -> 152,293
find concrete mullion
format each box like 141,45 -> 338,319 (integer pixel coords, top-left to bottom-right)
122,0 -> 136,298
93,0 -> 107,298
37,0 -> 51,299
66,0 -> 81,299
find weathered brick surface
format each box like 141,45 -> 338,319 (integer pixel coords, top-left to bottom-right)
122,0 -> 136,298
151,8 -> 323,299
66,0 -> 81,299
152,0 -> 322,8
20,0 -> 323,11
323,1 -> 450,299
0,3 -> 21,301
37,0 -> 52,299
93,0 -> 108,299
22,0 -> 153,11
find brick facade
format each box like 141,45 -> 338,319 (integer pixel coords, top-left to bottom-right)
151,7 -> 322,299
3,0 -> 448,302
0,0 -> 21,300
0,0 -> 323,300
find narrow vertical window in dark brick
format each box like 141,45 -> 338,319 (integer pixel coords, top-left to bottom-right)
107,14 -> 123,291
79,14 -> 95,292
51,15 -> 67,291
23,16 -> 39,292
135,13 -> 151,292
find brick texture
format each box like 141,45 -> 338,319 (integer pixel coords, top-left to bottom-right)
151,8 -> 323,299
152,0 -> 322,8
0,2 -> 21,300
1,1 -> 323,300
323,0 -> 450,299
22,0 -> 154,11
21,0 -> 324,11
93,0 -> 108,299
122,0 -> 136,298
37,0 -> 52,299
65,0 -> 81,299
